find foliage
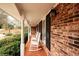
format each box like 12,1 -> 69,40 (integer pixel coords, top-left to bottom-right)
0,34 -> 21,56
0,24 -> 2,29
24,32 -> 28,37
24,32 -> 28,44
8,24 -> 14,29
5,33 -> 13,36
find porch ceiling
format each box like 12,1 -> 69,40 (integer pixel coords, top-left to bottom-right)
0,3 -> 21,21
16,3 -> 57,26
0,3 -> 58,27
0,3 -> 30,27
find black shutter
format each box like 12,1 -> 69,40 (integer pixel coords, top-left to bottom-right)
46,14 -> 51,51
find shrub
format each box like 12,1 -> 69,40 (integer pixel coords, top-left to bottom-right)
24,32 -> 28,44
0,34 -> 21,56
5,33 -> 12,36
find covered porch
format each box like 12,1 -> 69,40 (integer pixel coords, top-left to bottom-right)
15,3 -> 58,56
0,3 -> 79,56
0,3 -> 57,56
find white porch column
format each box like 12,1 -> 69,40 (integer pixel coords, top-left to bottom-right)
28,26 -> 31,42
20,16 -> 24,56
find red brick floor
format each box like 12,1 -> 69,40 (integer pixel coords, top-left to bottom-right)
24,39 -> 47,56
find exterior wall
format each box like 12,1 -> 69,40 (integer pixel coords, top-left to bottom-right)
51,3 -> 79,56
31,27 -> 36,36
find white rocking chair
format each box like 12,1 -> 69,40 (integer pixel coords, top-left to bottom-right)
29,32 -> 41,51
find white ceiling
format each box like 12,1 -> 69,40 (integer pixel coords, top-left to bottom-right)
19,3 -> 56,26
0,3 -> 30,27
0,3 -> 57,27
0,3 -> 21,21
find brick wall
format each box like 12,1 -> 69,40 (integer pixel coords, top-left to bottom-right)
31,27 -> 36,36
51,3 -> 79,56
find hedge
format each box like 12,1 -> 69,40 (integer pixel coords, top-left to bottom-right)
0,34 -> 21,56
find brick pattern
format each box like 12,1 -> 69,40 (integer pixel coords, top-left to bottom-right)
51,3 -> 79,56
31,27 -> 36,36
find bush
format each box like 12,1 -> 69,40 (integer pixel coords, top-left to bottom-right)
0,34 -> 21,56
24,32 -> 28,44
5,33 -> 12,36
